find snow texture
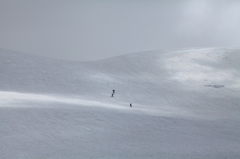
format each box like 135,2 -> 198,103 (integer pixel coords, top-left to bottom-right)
0,47 -> 240,159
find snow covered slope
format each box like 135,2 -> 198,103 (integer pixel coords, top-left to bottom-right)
0,48 -> 240,159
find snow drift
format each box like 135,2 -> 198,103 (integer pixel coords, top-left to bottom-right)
0,48 -> 240,159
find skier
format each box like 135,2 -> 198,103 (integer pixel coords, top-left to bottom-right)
130,103 -> 132,107
111,89 -> 115,97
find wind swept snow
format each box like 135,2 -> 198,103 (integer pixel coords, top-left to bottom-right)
0,48 -> 240,159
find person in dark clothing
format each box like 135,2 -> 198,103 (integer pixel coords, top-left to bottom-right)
130,103 -> 132,107
111,89 -> 115,97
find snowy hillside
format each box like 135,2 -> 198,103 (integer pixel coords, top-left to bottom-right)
0,48 -> 240,159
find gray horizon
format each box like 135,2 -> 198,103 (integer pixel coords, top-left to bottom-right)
0,0 -> 240,61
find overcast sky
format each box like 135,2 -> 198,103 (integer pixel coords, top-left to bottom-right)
1,0 -> 240,61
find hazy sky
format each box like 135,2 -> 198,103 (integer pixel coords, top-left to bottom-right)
1,0 -> 240,61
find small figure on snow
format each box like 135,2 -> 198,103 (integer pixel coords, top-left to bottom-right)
130,103 -> 132,107
111,89 -> 115,97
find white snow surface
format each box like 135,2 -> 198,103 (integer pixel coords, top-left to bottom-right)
0,48 -> 240,159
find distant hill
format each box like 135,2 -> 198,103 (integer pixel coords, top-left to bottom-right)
1,48 -> 240,158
